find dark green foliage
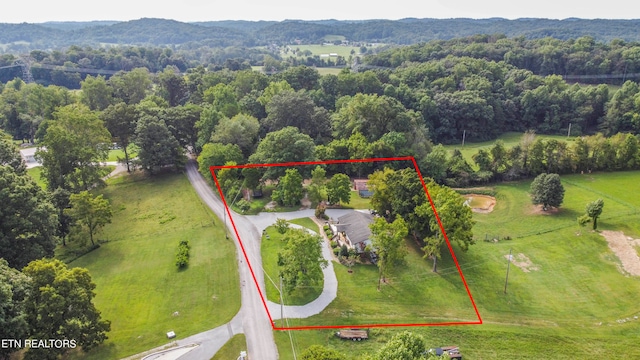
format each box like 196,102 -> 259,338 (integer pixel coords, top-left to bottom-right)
0,259 -> 30,360
277,228 -> 327,294
134,115 -> 186,174
326,173 -> 351,205
272,169 -> 304,207
585,198 -> 605,230
530,173 -> 565,210
0,165 -> 58,270
248,126 -> 316,180
22,259 -> 111,359
175,240 -> 190,269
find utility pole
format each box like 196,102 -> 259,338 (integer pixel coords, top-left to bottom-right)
504,248 -> 512,294
462,130 -> 466,147
280,276 -> 284,321
567,123 -> 572,138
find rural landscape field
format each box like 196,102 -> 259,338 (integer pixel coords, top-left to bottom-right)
1,9 -> 640,360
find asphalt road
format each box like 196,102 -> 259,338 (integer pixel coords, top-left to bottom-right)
184,160 -> 279,360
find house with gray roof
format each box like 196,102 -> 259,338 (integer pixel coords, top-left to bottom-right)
331,211 -> 374,253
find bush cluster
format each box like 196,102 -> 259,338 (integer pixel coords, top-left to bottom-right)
175,240 -> 190,269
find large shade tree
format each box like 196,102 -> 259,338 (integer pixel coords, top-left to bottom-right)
277,228 -> 327,294
101,102 -> 139,172
37,104 -> 111,192
134,115 -> 185,174
369,216 -> 408,289
0,259 -> 31,360
530,173 -> 565,210
22,259 -> 111,360
0,165 -> 58,270
248,126 -> 316,180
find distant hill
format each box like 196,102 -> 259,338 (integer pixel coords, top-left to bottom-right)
1,17 -> 640,51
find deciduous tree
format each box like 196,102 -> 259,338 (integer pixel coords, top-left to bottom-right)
277,228 -> 327,294
273,168 -> 304,207
326,173 -> 351,205
101,102 -> 139,172
22,259 -> 111,360
530,173 -> 565,210
585,198 -> 605,230
65,191 -> 112,247
369,216 -> 408,288
0,259 -> 30,360
248,126 -> 316,180
0,165 -> 58,269
134,115 -> 185,174
37,104 -> 111,192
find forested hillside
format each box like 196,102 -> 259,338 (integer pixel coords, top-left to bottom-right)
2,18 -> 640,52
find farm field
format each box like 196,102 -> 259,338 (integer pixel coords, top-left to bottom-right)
63,173 -> 240,360
272,170 -> 640,359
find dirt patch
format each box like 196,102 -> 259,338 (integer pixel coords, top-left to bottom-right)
300,195 -> 311,210
600,231 -> 640,276
463,194 -> 496,213
529,205 -> 561,215
504,253 -> 540,272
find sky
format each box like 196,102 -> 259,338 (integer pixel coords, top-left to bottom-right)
1,0 -> 638,23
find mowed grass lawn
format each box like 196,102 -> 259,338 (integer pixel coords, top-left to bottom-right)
66,173 -> 240,359
273,171 -> 640,359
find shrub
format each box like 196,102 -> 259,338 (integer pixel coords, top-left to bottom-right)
315,203 -> 328,220
275,218 -> 289,234
333,247 -> 340,256
340,244 -> 349,257
176,240 -> 190,269
236,199 -> 251,213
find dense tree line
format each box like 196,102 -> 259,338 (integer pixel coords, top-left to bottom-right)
367,35 -> 640,82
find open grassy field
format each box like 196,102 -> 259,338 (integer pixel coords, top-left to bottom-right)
261,225 -> 324,306
64,172 -> 240,359
442,131 -> 574,165
282,45 -> 363,59
272,170 -> 640,359
211,334 -> 247,360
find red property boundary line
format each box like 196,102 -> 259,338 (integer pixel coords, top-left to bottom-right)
209,156 -> 483,330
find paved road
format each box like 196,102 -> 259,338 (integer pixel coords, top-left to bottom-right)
184,160 -> 279,360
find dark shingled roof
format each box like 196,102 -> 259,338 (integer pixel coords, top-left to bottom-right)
335,212 -> 374,245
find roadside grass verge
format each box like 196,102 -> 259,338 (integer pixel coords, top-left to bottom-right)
261,225 -> 324,306
64,172 -> 240,359
211,334 -> 247,360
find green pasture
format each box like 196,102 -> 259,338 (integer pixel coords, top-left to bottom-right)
282,45 -> 363,59
65,173 -> 240,359
273,170 -> 640,359
261,225 -> 324,306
